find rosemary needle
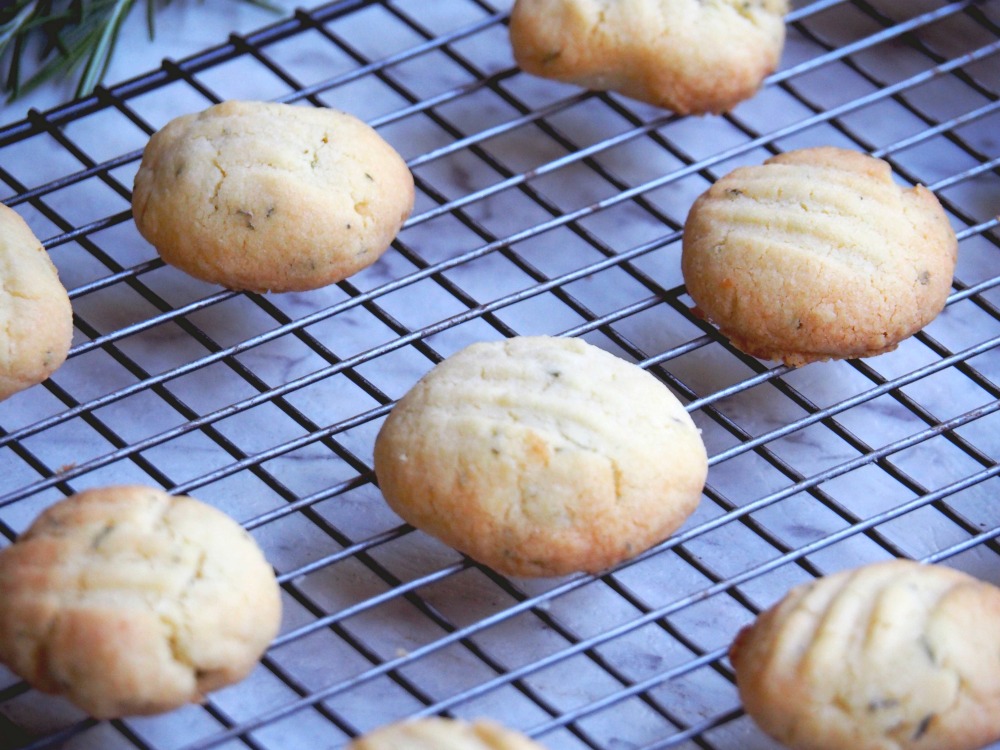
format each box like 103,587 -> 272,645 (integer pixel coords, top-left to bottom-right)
0,0 -> 280,101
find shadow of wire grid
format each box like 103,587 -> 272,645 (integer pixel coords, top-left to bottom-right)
1,0 -> 1000,748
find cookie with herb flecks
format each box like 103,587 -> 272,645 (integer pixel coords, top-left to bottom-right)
681,147 -> 957,366
0,485 -> 281,718
373,335 -> 708,577
729,559 -> 1000,750
132,100 -> 414,293
509,0 -> 789,114
0,203 -> 73,401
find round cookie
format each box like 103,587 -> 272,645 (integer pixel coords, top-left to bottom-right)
681,147 -> 958,366
729,559 -> 1000,750
373,336 -> 708,578
0,203 -> 73,400
509,0 -> 789,115
0,485 -> 282,719
349,717 -> 547,750
132,100 -> 414,293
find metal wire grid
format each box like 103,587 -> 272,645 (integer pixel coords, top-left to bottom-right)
1,0 -> 1000,748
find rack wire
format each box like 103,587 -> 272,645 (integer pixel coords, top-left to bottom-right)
1,0 -> 999,748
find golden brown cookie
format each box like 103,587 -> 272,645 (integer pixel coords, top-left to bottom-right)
349,717 -> 547,750
681,147 -> 958,366
729,559 -> 1000,750
509,0 -> 789,114
132,100 -> 414,293
0,485 -> 282,719
0,203 -> 73,400
373,336 -> 708,577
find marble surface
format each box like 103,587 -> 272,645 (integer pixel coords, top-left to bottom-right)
1,1 -> 1000,749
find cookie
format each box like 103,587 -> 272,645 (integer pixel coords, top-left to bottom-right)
349,717 -> 547,750
132,100 -> 414,293
373,336 -> 708,578
681,147 -> 958,366
0,203 -> 73,400
0,485 -> 282,719
729,559 -> 1000,750
508,0 -> 789,114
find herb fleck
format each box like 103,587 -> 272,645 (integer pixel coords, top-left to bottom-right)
913,714 -> 934,740
919,635 -> 936,663
867,697 -> 899,712
91,522 -> 116,550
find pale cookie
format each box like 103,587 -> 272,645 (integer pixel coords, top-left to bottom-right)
0,203 -> 73,400
373,336 -> 708,578
0,485 -> 282,719
132,100 -> 414,293
729,559 -> 1000,750
509,0 -> 789,114
349,717 -> 547,750
681,147 -> 958,366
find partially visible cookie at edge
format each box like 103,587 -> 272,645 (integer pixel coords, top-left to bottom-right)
132,100 -> 415,293
729,559 -> 1000,750
349,717 -> 548,750
0,485 -> 282,719
681,146 -> 958,366
0,203 -> 73,401
373,335 -> 708,578
509,0 -> 790,114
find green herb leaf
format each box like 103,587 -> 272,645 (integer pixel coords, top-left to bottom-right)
1,0 -> 282,101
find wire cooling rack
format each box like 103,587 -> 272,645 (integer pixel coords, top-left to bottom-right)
2,1 -> 1000,748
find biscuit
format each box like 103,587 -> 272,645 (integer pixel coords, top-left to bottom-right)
132,100 -> 414,293
0,203 -> 73,400
0,485 -> 282,719
508,0 -> 789,115
373,336 -> 708,578
349,717 -> 547,750
681,147 -> 958,366
729,559 -> 1000,750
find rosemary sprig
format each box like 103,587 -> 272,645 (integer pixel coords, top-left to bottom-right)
0,0 -> 279,101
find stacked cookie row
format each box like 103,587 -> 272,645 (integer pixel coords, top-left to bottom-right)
5,482 -> 999,750
0,104 -> 960,422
